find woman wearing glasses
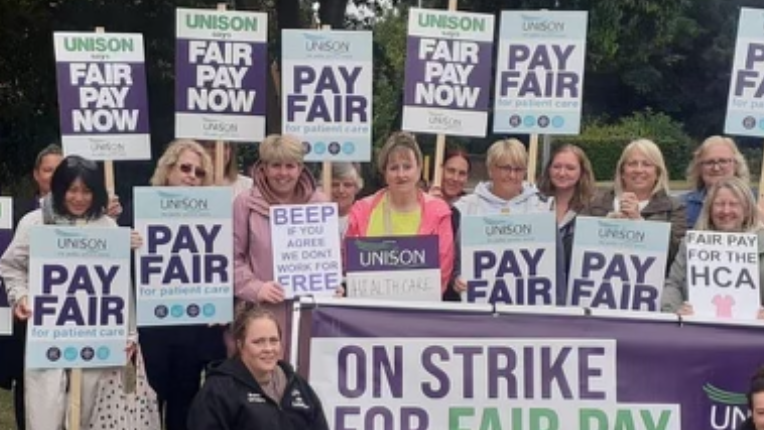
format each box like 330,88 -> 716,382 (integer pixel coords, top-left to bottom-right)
140,139 -> 218,430
585,139 -> 686,266
683,136 -> 751,228
451,139 -> 565,303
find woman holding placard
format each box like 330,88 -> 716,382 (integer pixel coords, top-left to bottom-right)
139,139 -> 217,430
585,139 -> 686,266
0,155 -> 140,430
450,138 -> 565,301
188,305 -> 328,430
345,131 -> 454,293
661,176 -> 764,316
232,134 -> 327,358
683,136 -> 751,228
538,144 -> 596,273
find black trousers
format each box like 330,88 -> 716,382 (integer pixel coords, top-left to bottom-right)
140,325 -> 225,430
0,320 -> 26,430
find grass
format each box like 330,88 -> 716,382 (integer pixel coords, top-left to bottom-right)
0,389 -> 14,429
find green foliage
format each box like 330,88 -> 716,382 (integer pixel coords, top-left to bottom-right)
555,110 -> 694,181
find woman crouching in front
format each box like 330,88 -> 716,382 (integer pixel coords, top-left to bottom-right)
188,305 -> 329,430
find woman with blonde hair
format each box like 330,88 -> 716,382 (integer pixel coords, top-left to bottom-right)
232,134 -> 327,357
330,162 -> 363,240
141,139 -> 218,430
661,176 -> 764,315
451,138 -> 566,303
684,135 -> 751,227
585,139 -> 686,265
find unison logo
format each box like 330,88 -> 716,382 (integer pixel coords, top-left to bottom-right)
427,112 -> 462,130
482,217 -> 532,236
157,191 -> 209,211
303,33 -> 350,55
202,117 -> 237,133
597,220 -> 645,242
520,14 -> 565,33
355,240 -> 428,269
55,229 -> 107,251
704,383 -> 748,430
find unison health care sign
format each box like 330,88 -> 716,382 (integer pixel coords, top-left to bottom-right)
402,8 -> 495,137
54,32 -> 150,160
175,8 -> 268,142
27,227 -> 131,369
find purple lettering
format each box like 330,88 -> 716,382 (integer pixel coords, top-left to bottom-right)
487,346 -> 518,398
147,225 -> 172,253
578,347 -> 606,400
422,346 -> 449,398
540,346 -> 572,399
338,346 -> 366,398
454,346 -> 481,398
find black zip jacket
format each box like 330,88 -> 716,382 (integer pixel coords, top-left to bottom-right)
188,358 -> 329,430
737,418 -> 755,430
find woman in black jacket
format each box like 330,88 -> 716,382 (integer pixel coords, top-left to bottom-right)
737,366 -> 764,430
188,305 -> 329,430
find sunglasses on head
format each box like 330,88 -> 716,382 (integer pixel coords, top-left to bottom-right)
178,163 -> 206,179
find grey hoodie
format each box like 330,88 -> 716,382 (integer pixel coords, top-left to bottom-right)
454,181 -> 554,216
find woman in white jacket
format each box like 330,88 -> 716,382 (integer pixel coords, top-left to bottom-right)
0,155 -> 139,430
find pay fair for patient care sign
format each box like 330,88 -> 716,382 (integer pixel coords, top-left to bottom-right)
54,32 -> 151,160
28,227 -> 131,369
134,187 -> 233,327
175,8 -> 268,142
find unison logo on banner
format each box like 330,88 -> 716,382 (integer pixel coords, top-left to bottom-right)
704,383 -> 748,430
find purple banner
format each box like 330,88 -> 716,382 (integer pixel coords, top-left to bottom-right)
403,37 -> 493,111
0,228 -> 14,334
345,235 -> 439,273
307,304 -> 764,430
175,39 -> 267,116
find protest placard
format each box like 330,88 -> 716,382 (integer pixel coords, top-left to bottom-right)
27,226 -> 131,368
686,230 -> 760,319
346,236 -> 440,301
460,213 -> 557,305
270,203 -> 342,298
568,217 -> 670,311
725,8 -> 764,136
134,187 -> 233,326
175,8 -> 268,142
282,29 -> 373,161
493,11 -> 588,135
53,32 -> 150,160
0,197 -> 13,335
401,8 -> 495,137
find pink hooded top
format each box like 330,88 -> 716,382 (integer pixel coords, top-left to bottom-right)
233,165 -> 328,302
345,189 -> 454,292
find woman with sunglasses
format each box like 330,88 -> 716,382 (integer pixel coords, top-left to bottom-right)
683,136 -> 751,228
139,139 -> 219,430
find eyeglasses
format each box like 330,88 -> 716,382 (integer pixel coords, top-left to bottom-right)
701,158 -> 735,169
494,164 -> 527,175
178,163 -> 207,179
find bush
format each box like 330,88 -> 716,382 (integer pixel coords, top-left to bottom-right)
554,110 -> 694,181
